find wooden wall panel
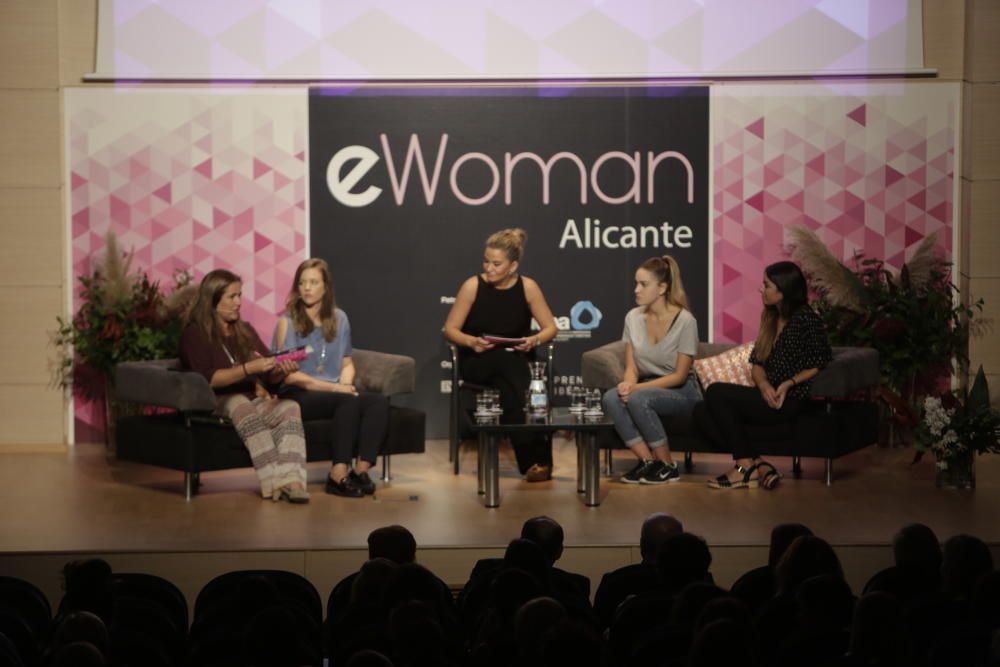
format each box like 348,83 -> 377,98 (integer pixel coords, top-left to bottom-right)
967,179 -> 1000,278
966,0 -> 1000,83
0,90 -> 61,187
0,188 -> 63,285
922,0 -> 965,80
0,0 -> 59,89
58,0 -> 98,86
965,83 -> 1000,180
0,286 -> 64,384
0,385 -> 65,444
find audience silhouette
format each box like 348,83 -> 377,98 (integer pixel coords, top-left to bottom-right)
1,520 -> 997,667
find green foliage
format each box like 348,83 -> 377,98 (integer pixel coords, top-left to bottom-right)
814,255 -> 982,401
55,263 -> 191,402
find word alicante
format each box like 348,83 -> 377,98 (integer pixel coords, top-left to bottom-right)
559,218 -> 693,249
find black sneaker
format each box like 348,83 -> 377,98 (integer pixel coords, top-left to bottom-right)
325,475 -> 364,498
621,460 -> 653,484
349,470 -> 376,495
640,460 -> 681,484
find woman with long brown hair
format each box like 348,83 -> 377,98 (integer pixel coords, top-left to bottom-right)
272,258 -> 388,498
443,228 -> 558,481
696,261 -> 832,490
601,255 -> 701,484
179,269 -> 309,502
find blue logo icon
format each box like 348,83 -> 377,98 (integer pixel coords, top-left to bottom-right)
570,301 -> 602,331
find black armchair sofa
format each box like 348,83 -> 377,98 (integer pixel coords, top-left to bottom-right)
113,349 -> 425,499
580,341 -> 880,485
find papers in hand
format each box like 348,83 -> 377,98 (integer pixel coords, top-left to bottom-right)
483,335 -> 525,347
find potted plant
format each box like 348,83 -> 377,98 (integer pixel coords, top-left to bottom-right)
55,231 -> 193,449
788,227 -> 984,444
915,367 -> 1000,488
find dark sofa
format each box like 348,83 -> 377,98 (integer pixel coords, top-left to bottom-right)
113,348 -> 425,499
580,341 -> 880,484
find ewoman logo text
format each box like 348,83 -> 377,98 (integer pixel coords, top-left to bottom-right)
327,134 -> 694,208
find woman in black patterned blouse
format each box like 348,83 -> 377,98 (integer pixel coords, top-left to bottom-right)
696,261 -> 832,489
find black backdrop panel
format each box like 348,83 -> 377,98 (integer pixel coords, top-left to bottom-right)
309,87 -> 709,436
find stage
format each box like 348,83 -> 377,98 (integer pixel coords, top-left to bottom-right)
1,437 -> 997,613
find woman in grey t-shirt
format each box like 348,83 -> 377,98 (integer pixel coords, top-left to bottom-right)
601,256 -> 701,484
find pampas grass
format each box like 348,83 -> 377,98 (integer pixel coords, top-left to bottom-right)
786,226 -> 866,312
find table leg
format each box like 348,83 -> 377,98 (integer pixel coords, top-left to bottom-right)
576,433 -> 585,493
584,432 -> 601,506
477,432 -> 486,495
484,433 -> 501,508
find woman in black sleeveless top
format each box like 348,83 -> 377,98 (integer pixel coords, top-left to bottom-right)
444,228 -> 558,481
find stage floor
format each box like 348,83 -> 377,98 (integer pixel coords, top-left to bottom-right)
2,437 -> 997,609
1,436 -> 997,554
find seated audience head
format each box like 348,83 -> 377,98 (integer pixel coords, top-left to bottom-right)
381,563 -> 443,613
387,600 -> 447,665
669,582 -> 727,628
688,618 -> 756,667
639,512 -> 684,563
503,538 -> 549,584
60,558 -> 113,620
489,569 -> 544,624
848,592 -> 907,666
795,574 -> 855,630
51,611 -> 109,659
351,557 -> 399,607
368,525 -> 417,564
539,619 -> 603,667
893,523 -> 941,575
768,523 -> 813,569
972,570 -> 1000,629
521,516 -> 564,565
693,596 -> 751,635
941,533 -> 994,598
775,535 -> 843,596
657,532 -> 713,593
243,605 -> 316,667
514,597 -> 567,652
50,641 -> 107,667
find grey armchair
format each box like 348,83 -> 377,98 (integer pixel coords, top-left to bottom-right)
114,348 -> 424,499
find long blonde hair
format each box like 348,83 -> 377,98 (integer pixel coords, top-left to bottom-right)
486,228 -> 527,263
185,269 -> 258,362
640,255 -> 688,310
285,258 -> 338,342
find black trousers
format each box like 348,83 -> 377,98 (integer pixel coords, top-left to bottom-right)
694,382 -> 804,460
461,348 -> 552,474
280,387 -> 388,466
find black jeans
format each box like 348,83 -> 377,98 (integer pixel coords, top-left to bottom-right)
694,382 -> 804,460
461,348 -> 552,474
280,387 -> 388,466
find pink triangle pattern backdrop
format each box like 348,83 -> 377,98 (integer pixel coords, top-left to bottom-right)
710,83 -> 958,344
66,89 -> 307,442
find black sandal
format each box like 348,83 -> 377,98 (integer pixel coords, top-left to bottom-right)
708,463 -> 760,490
757,461 -> 783,490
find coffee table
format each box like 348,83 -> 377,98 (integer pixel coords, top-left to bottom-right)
468,406 -> 615,508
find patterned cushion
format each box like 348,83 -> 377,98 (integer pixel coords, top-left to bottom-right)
694,343 -> 754,389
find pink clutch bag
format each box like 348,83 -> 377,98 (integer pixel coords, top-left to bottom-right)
272,346 -> 310,364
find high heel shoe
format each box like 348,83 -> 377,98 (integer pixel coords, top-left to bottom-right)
707,463 -> 759,490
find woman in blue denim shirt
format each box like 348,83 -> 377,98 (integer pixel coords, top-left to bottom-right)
273,258 -> 388,498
